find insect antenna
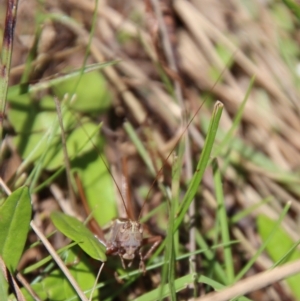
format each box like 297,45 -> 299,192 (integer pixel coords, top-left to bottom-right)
74,172 -> 106,243
137,63 -> 229,221
91,147 -> 130,218
68,111 -> 131,219
137,100 -> 206,221
121,156 -> 136,220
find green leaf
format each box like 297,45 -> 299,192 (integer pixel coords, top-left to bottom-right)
257,215 -> 300,299
272,3 -> 294,31
51,211 -> 107,261
16,247 -> 99,301
62,248 -> 99,300
52,71 -> 111,113
175,101 -> 223,231
0,263 -> 8,301
8,94 -> 63,168
212,159 -> 234,283
282,0 -> 300,20
72,147 -> 117,227
0,187 -> 31,272
160,155 -> 179,300
8,93 -> 103,171
43,121 -> 101,171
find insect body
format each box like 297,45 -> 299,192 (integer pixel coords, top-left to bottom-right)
76,152 -> 161,274
101,156 -> 162,274
106,218 -> 144,271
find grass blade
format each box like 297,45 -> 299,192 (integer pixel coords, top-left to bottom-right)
235,202 -> 291,281
0,0 -> 19,140
212,159 -> 235,283
159,155 -> 179,301
174,101 -> 223,231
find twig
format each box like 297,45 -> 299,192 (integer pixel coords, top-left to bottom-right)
16,272 -> 42,301
0,176 -> 11,195
30,221 -> 89,301
0,0 -> 19,140
198,259 -> 300,301
1,253 -> 26,301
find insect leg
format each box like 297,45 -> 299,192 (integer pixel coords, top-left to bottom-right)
138,236 -> 162,274
138,249 -> 146,274
142,236 -> 162,260
119,254 -> 126,269
127,260 -> 134,267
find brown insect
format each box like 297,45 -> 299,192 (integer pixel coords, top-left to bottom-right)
76,156 -> 162,274
105,158 -> 161,274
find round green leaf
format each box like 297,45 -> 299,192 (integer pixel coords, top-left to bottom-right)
52,71 -> 111,113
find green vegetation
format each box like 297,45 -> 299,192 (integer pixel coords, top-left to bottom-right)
1,1 -> 300,300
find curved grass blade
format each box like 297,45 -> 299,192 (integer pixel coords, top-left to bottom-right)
7,61 -> 117,99
51,211 -> 107,262
212,76 -> 254,158
0,186 -> 31,272
174,101 -> 223,231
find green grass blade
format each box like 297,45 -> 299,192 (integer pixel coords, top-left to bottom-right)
124,121 -> 156,176
0,0 -> 19,140
135,274 -> 195,301
273,240 -> 300,267
135,273 -> 233,301
235,202 -> 291,281
19,24 -> 42,87
213,76 -> 255,158
174,101 -> 223,231
195,231 -> 228,284
22,242 -> 77,274
282,0 -> 300,20
19,248 -> 98,301
212,159 -> 235,283
159,155 -> 179,301
7,62 -> 117,99
171,154 -> 181,258
67,0 -> 99,99
230,197 -> 272,224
